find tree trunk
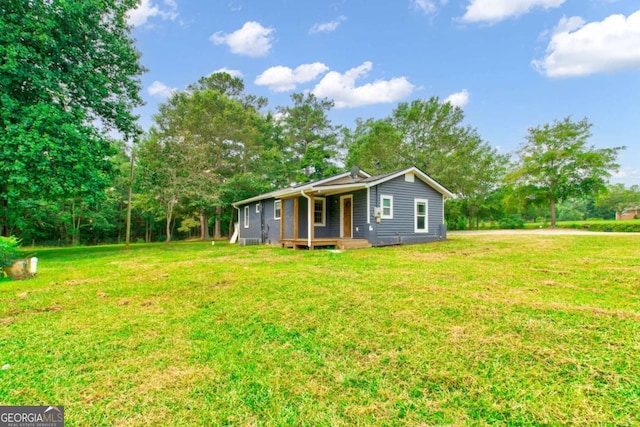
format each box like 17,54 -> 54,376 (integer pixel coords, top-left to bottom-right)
200,213 -> 210,240
125,150 -> 135,248
550,198 -> 557,228
1,196 -> 9,237
146,216 -> 153,243
71,199 -> 81,246
118,198 -> 124,243
165,202 -> 174,244
214,206 -> 222,239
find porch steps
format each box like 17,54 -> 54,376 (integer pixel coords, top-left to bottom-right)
280,238 -> 372,250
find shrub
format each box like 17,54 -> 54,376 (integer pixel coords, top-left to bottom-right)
0,236 -> 21,268
499,215 -> 525,229
556,220 -> 640,233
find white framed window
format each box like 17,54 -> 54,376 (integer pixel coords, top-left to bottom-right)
415,198 -> 428,233
274,200 -> 281,220
380,195 -> 393,219
256,203 -> 260,213
314,197 -> 326,226
244,206 -> 249,228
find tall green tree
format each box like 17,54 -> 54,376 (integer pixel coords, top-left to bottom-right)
344,118 -> 405,174
508,117 -> 624,227
136,73 -> 266,242
0,0 -> 145,236
277,93 -> 340,182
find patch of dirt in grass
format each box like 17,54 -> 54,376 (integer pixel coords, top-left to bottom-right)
0,317 -> 16,326
208,280 -> 232,288
449,325 -> 467,341
404,251 -> 450,262
482,296 -> 640,320
102,365 -> 218,426
62,278 -> 107,286
0,304 -> 64,325
539,280 -> 603,294
134,365 -> 216,394
530,268 -> 572,276
35,305 -> 63,312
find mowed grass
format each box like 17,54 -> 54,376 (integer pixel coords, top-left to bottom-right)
1,234 -> 639,426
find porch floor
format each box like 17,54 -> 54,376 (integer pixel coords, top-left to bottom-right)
281,238 -> 371,250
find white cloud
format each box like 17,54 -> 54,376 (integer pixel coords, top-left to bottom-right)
213,67 -> 243,78
228,1 -> 242,12
312,62 -> 414,108
444,89 -> 470,107
461,0 -> 565,24
612,166 -> 640,184
210,21 -> 274,57
127,0 -> 178,27
533,11 -> 640,77
309,16 -> 346,34
412,0 -> 437,14
148,81 -> 177,98
255,63 -> 329,92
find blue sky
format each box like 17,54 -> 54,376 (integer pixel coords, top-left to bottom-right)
128,0 -> 640,186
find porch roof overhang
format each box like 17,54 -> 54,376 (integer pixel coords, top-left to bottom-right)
232,170 -> 372,207
309,183 -> 367,197
255,184 -> 366,200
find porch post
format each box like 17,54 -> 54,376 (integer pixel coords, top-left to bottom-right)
293,197 -> 299,241
309,193 -> 315,249
280,198 -> 285,246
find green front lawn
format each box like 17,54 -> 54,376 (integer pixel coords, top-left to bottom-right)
1,235 -> 639,425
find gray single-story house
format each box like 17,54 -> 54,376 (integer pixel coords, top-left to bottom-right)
231,166 -> 453,249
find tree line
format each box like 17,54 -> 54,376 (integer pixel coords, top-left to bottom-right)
1,1 -> 635,245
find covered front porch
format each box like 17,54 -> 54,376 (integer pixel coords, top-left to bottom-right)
279,189 -> 370,250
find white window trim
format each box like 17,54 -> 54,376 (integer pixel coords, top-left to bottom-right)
415,198 -> 429,233
256,203 -> 260,213
314,197 -> 326,227
366,188 -> 371,224
244,206 -> 249,228
380,195 -> 393,219
274,200 -> 281,220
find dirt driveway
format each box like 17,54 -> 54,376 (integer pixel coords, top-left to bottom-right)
448,228 -> 638,236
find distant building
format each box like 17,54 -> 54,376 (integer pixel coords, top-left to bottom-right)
616,207 -> 640,220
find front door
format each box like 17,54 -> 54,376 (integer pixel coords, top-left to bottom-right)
341,196 -> 352,238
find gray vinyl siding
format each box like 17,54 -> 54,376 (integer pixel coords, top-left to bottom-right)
238,199 -> 283,244
281,197 -> 311,240
323,190 -> 366,238
352,190 -> 368,239
238,202 -> 262,240
326,195 -> 340,237
262,199 -> 280,244
282,198 -> 295,240
368,174 -> 445,246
